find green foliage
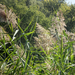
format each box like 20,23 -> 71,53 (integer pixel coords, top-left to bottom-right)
59,4 -> 75,32
42,0 -> 63,12
49,37 -> 75,74
1,0 -> 75,33
39,17 -> 51,29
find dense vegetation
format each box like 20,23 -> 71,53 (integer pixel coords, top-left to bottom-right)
0,0 -> 75,45
0,0 -> 75,75
0,0 -> 75,32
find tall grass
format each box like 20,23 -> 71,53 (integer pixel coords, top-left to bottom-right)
0,19 -> 75,75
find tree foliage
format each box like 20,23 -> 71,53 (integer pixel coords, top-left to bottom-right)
0,0 -> 75,32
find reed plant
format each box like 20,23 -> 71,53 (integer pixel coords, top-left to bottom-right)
0,19 -> 75,75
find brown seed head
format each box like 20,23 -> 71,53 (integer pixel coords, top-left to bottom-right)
0,9 -> 7,22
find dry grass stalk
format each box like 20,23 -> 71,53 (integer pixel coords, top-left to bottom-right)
34,11 -> 75,53
0,4 -> 18,31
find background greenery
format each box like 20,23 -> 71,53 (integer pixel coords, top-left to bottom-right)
0,0 -> 75,32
